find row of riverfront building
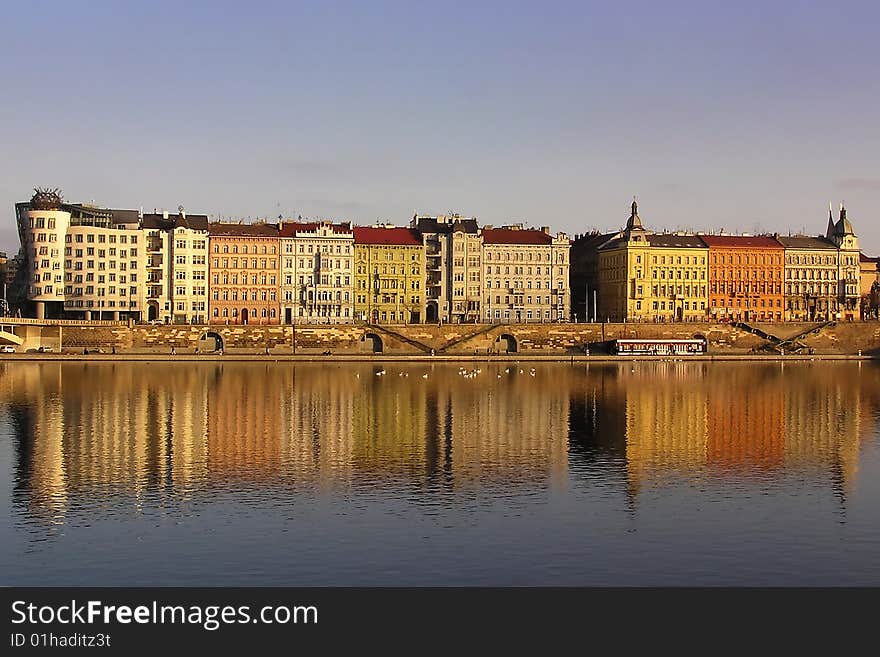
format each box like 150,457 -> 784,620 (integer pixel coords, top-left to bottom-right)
9,188 -> 879,324
572,200 -> 878,323
12,188 -> 570,324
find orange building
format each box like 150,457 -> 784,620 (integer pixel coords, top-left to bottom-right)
208,222 -> 281,324
701,235 -> 784,322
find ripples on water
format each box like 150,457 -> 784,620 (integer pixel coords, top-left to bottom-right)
1,360 -> 879,585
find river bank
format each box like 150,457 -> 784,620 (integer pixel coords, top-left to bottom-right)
2,353 -> 877,363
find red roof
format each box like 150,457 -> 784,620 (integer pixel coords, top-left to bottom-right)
860,252 -> 878,263
278,221 -> 352,237
482,228 -> 552,245
353,226 -> 422,246
698,235 -> 783,249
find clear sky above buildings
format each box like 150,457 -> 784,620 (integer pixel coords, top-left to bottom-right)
1,0 -> 878,255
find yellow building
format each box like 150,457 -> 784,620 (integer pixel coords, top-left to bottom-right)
597,200 -> 708,322
353,225 -> 425,324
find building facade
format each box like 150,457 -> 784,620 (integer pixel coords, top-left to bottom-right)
777,235 -> 839,321
208,223 -> 281,325
279,221 -> 354,324
828,204 -> 860,320
15,189 -> 149,320
595,203 -> 709,323
642,234 -> 709,322
353,225 -> 425,324
702,235 -> 784,322
410,214 -> 481,323
143,211 -> 209,324
481,225 -> 570,322
570,231 -> 616,323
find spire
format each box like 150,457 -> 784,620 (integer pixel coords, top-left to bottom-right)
826,202 -> 835,238
626,196 -> 643,230
839,201 -> 846,224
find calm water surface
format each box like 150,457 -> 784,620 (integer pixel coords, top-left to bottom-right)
1,360 -> 879,585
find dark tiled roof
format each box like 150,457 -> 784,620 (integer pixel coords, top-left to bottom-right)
109,209 -> 141,224
353,226 -> 423,246
860,252 -> 878,263
698,235 -> 783,249
646,234 -> 708,249
278,221 -> 352,237
143,213 -> 209,231
207,222 -> 278,237
482,228 -> 553,245
412,216 -> 479,234
775,235 -> 837,249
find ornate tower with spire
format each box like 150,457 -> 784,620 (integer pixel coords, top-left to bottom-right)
626,197 -> 644,232
831,202 -> 860,317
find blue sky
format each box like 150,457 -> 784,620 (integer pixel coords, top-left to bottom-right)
2,0 -> 878,255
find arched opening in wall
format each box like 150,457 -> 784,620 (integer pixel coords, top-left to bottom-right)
241,308 -> 249,325
199,331 -> 224,352
147,302 -> 159,322
425,301 -> 439,323
496,333 -> 517,354
364,332 -> 383,353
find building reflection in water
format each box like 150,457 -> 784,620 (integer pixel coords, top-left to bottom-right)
1,360 -> 877,524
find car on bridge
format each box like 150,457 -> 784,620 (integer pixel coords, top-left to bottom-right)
1,345 -> 16,353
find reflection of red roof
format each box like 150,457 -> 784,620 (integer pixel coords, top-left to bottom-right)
353,226 -> 422,245
278,221 -> 352,237
699,235 -> 782,249
482,228 -> 552,245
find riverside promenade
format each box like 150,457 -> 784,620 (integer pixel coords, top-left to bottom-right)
1,317 -> 880,358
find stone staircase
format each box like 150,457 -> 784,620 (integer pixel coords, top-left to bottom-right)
436,323 -> 503,353
733,321 -> 834,354
364,324 -> 433,353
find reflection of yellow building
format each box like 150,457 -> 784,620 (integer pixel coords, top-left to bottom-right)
618,362 -> 877,495
5,361 -> 879,524
624,363 -> 708,489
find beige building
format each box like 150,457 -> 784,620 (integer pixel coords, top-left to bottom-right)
143,211 -> 210,324
279,221 -> 354,324
410,214 -> 482,323
777,235 -> 839,321
481,225 -> 570,322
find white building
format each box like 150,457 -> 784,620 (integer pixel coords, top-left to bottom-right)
15,188 -> 147,320
278,221 -> 354,324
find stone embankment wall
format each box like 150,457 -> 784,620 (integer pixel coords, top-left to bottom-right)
46,321 -> 880,355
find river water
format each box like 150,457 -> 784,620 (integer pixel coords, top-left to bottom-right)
1,360 -> 879,586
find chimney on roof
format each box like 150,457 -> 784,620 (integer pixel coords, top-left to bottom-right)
541,226 -> 550,234
162,210 -> 169,219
